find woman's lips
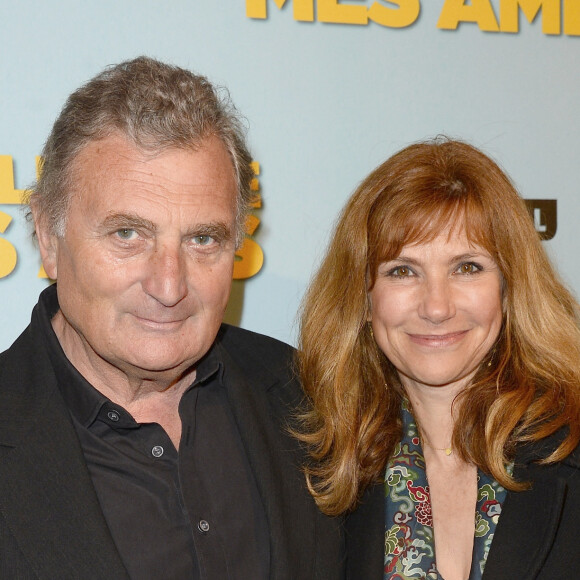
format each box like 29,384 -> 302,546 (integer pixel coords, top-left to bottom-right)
407,330 -> 469,348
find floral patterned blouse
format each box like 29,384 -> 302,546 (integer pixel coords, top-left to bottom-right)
384,405 -> 508,579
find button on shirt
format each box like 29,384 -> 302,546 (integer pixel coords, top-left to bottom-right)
36,286 -> 270,579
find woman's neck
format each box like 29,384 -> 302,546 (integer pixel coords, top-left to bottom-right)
402,377 -> 468,452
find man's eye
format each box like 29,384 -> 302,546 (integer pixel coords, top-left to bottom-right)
193,235 -> 214,246
116,229 -> 137,240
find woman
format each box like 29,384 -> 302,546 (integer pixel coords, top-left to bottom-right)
297,139 -> 580,579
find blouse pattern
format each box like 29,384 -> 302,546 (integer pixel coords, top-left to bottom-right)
383,404 -> 508,579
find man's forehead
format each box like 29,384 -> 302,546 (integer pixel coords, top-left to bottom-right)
73,132 -> 232,170
63,134 -> 238,238
69,134 -> 237,198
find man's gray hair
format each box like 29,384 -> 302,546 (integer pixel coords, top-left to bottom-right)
28,56 -> 254,247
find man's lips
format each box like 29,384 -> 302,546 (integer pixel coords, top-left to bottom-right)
132,314 -> 187,329
407,330 -> 468,347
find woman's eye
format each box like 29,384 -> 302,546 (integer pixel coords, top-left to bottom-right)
193,235 -> 214,246
116,228 -> 137,240
389,266 -> 412,277
457,262 -> 480,274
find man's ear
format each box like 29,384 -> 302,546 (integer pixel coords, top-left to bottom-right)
33,209 -> 59,280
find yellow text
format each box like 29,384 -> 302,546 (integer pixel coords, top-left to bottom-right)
0,156 -> 265,280
438,0 -> 580,35
0,210 -> 17,278
246,0 -> 421,28
234,161 -> 265,279
247,0 -> 580,35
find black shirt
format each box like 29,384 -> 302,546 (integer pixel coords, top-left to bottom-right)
36,285 -> 270,579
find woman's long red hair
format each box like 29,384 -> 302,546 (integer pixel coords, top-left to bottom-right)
296,139 -> 580,516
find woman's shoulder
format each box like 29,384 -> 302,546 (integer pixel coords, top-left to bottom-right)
561,438 -> 580,470
515,428 -> 580,475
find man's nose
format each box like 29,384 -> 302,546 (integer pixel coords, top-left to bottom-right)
142,243 -> 188,307
418,278 -> 456,324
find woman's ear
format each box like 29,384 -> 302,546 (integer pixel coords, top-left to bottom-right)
366,268 -> 373,321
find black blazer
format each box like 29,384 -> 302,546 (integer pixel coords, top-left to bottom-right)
0,322 -> 344,579
345,434 -> 580,579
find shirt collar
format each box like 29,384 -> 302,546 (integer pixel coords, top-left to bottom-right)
34,284 -> 223,428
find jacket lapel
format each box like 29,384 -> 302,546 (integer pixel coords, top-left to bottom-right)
217,337 -> 318,579
0,328 -> 129,579
482,458 -> 568,579
344,481 -> 385,579
343,442 -> 573,580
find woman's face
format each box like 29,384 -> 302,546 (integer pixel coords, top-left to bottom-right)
368,228 -> 503,395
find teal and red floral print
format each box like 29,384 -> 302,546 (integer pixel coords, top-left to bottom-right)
384,404 -> 508,579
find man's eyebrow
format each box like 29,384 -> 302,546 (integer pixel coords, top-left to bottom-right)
101,213 -> 157,232
101,214 -> 233,241
187,222 -> 233,241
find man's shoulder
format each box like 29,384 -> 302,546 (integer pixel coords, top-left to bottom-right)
0,324 -> 62,447
214,324 -> 301,408
0,324 -> 40,378
217,323 -> 294,349
216,324 -> 295,369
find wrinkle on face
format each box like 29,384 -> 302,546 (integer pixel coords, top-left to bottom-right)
39,133 -> 238,399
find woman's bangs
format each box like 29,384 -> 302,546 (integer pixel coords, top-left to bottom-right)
369,195 -> 494,277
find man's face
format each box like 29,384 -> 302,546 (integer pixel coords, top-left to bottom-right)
37,133 -> 238,384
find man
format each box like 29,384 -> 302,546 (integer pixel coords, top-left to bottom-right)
0,57 -> 343,579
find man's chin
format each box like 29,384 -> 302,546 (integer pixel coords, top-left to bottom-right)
131,358 -> 196,376
110,351 -> 199,385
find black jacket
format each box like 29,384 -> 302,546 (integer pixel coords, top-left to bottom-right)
345,432 -> 580,579
0,320 -> 344,579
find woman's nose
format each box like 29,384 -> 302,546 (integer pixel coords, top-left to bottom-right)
418,278 -> 456,324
